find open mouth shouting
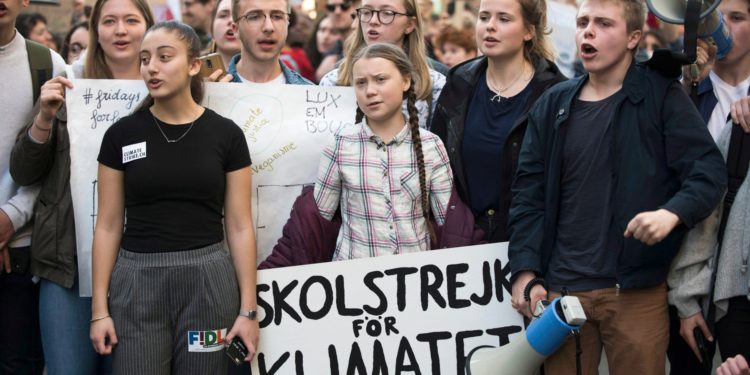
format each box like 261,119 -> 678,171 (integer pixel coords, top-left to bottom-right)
580,43 -> 598,59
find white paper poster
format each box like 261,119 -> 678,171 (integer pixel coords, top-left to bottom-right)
252,242 -> 524,374
66,80 -> 357,296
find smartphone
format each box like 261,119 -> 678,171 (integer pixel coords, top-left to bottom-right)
198,53 -> 225,78
693,327 -> 712,371
225,337 -> 248,366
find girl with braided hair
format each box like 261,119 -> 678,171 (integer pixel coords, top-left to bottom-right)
314,43 -> 453,260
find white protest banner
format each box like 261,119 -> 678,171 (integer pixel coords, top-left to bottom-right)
252,242 -> 523,375
202,82 -> 357,258
66,80 -> 148,297
67,80 -> 356,296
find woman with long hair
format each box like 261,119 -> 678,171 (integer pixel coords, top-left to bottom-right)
90,21 -> 259,373
318,0 -> 446,129
206,0 -> 239,69
10,0 -> 154,373
304,14 -> 343,81
431,0 -> 566,244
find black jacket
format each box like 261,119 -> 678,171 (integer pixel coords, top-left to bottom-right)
431,56 -> 566,242
508,61 -> 727,289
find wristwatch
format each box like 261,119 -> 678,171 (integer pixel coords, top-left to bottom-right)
239,310 -> 257,320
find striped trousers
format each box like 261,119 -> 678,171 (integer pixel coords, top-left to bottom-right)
109,243 -> 239,375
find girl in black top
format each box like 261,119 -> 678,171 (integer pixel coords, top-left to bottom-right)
431,0 -> 566,244
90,21 -> 259,373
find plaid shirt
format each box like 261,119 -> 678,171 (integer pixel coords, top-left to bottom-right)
314,122 -> 453,260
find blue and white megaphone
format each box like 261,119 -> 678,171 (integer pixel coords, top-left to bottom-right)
465,296 -> 587,375
646,0 -> 732,60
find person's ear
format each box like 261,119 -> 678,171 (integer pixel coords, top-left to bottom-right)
402,75 -> 411,92
189,56 -> 202,77
405,16 -> 416,35
627,29 -> 642,51
524,24 -> 535,42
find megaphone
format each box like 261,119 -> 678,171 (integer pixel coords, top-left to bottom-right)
646,0 -> 732,60
465,297 -> 586,375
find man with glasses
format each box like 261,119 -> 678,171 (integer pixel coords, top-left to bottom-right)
227,0 -> 312,84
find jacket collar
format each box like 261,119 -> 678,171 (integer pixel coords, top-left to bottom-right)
621,62 -> 646,104
697,76 -> 714,96
446,55 -> 564,117
557,60 -> 645,127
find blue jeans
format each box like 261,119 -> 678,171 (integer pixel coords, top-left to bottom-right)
39,278 -> 112,375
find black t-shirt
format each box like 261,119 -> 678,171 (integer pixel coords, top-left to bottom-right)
547,91 -> 622,292
463,70 -> 531,215
98,108 -> 251,252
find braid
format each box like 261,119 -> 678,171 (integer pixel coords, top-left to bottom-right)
406,86 -> 436,243
356,106 -> 365,124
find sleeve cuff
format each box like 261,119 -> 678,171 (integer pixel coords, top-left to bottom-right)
668,292 -> 703,319
0,204 -> 23,232
27,128 -> 48,144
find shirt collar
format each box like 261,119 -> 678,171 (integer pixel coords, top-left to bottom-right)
361,120 -> 411,146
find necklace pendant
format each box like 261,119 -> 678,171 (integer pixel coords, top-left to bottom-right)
168,139 -> 177,143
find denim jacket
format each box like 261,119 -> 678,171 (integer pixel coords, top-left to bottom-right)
226,54 -> 313,85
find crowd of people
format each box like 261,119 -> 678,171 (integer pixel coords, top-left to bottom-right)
1,0 -> 749,372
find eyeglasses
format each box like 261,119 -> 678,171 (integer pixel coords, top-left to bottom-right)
326,1 -> 352,12
237,10 -> 290,26
356,8 -> 410,24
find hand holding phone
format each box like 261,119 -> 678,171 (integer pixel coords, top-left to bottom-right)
225,337 -> 249,366
693,327 -> 713,370
198,53 -> 226,79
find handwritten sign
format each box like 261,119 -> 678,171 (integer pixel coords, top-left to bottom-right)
66,80 -> 148,297
252,243 -> 523,374
67,80 -> 357,296
203,83 -> 357,260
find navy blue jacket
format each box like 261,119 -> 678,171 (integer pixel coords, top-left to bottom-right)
693,77 -> 750,123
432,56 -> 566,243
508,61 -> 727,289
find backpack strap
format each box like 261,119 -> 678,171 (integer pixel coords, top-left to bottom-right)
25,39 -> 53,106
722,119 -> 750,225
